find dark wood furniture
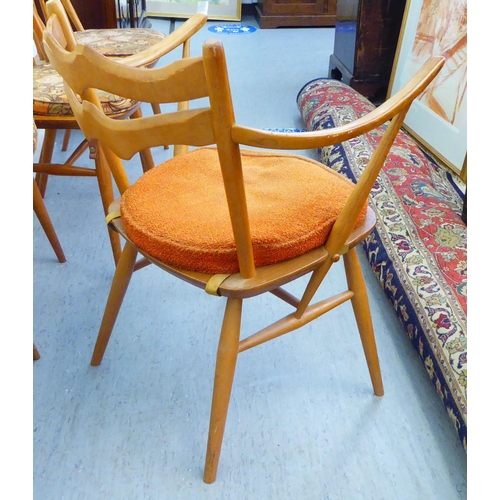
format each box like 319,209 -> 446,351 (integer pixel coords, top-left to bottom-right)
255,0 -> 336,29
328,0 -> 406,99
68,0 -> 150,28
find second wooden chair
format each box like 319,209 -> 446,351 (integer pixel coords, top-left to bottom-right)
34,0 -> 207,264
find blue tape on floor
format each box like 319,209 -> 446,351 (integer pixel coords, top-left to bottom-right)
208,25 -> 257,35
264,128 -> 307,133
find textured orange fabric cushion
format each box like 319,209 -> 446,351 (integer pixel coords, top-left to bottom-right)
120,148 -> 366,274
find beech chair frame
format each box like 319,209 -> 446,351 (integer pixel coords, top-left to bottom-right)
43,19 -> 444,483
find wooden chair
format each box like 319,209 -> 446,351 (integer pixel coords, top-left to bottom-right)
34,0 -> 207,264
34,0 -> 171,153
36,0 -> 167,59
43,22 -> 444,482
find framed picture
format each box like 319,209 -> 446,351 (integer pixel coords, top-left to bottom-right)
146,0 -> 241,21
388,0 -> 467,175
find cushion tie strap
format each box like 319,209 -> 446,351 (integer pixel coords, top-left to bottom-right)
106,210 -> 121,226
205,274 -> 231,296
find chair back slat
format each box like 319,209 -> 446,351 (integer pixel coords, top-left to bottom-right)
44,0 -> 77,50
60,0 -> 84,31
44,28 -> 209,103
33,4 -> 48,61
38,0 -> 84,30
69,102 -> 215,160
202,39 -> 256,277
36,0 -> 49,22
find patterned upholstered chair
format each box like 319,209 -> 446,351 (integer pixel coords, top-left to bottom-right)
35,0 -> 168,151
34,0 -> 207,264
36,0 -> 167,58
44,11 -> 444,481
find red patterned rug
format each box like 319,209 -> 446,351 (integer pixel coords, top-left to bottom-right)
297,78 -> 467,449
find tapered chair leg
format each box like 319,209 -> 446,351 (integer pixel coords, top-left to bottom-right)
33,343 -> 41,360
90,241 -> 138,366
35,128 -> 57,197
204,297 -> 242,484
62,129 -> 71,152
33,179 -> 66,263
343,248 -> 384,396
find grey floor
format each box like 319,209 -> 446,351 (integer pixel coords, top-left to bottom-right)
33,8 -> 467,499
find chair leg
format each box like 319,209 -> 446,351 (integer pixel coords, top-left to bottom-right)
33,343 -> 41,360
204,297 -> 242,484
343,248 -> 384,396
139,149 -> 155,173
62,129 -> 71,152
90,241 -> 138,366
33,179 -> 66,263
35,128 -> 57,197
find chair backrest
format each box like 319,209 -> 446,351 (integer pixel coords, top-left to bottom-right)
33,3 -> 47,61
37,0 -> 84,30
43,17 -> 444,280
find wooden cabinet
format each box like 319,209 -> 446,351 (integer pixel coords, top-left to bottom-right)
328,0 -> 406,99
67,0 -> 116,28
67,0 -> 150,28
255,0 -> 336,29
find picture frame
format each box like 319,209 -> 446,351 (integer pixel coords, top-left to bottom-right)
146,0 -> 241,22
388,0 -> 467,175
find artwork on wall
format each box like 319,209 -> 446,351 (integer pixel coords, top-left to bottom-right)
146,0 -> 241,21
389,0 -> 467,174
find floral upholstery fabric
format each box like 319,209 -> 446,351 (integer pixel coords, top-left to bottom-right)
33,62 -> 138,117
297,78 -> 467,450
74,28 -> 166,57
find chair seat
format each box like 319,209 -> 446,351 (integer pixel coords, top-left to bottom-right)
120,148 -> 367,274
33,63 -> 138,117
74,28 -> 167,58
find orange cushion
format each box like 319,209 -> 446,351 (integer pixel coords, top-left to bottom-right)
120,148 -> 367,274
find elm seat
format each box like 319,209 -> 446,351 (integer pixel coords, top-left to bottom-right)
33,62 -> 138,117
121,148 -> 367,274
